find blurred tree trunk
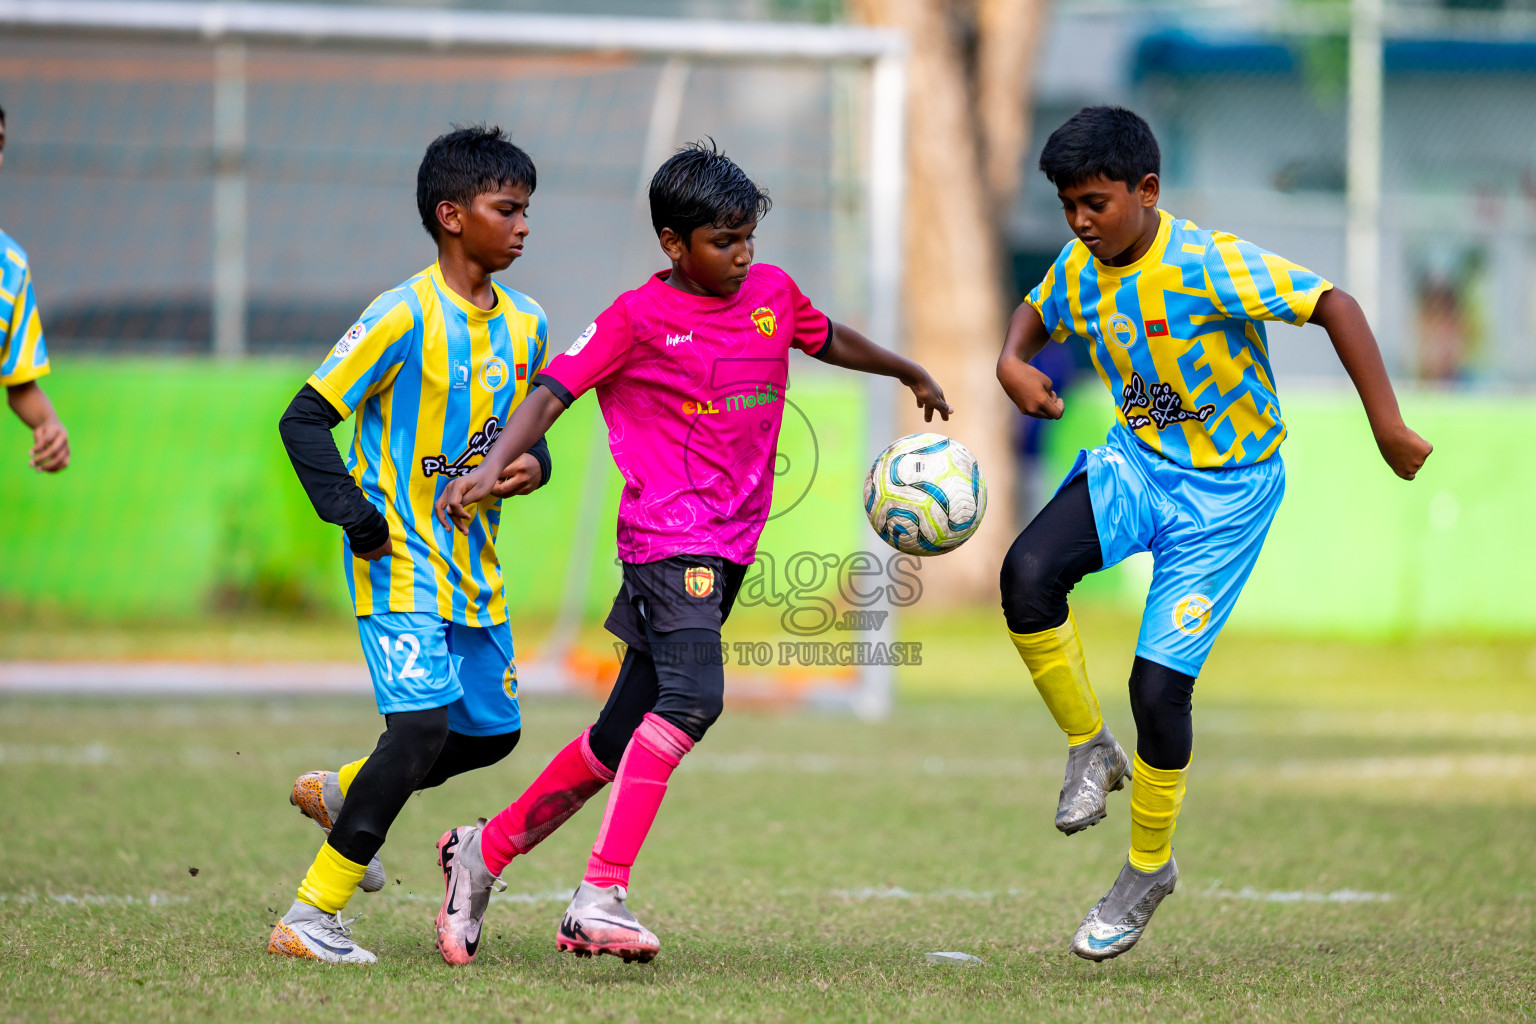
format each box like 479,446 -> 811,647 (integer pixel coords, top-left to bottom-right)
849,0 -> 1049,604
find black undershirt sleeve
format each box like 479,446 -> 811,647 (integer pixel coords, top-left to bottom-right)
527,434 -> 552,489
278,385 -> 391,554
280,385 -> 553,556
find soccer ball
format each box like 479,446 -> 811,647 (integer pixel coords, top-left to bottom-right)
863,433 -> 987,555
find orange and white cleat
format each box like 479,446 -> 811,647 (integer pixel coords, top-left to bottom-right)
289,770 -> 386,892
267,900 -> 377,964
556,882 -> 660,964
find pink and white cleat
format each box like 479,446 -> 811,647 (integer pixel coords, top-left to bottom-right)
434,820 -> 502,966
555,881 -> 660,964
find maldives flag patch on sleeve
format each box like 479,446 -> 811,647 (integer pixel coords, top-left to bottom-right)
1146,319 -> 1170,338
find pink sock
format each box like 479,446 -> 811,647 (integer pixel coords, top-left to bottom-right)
480,728 -> 615,877
584,713 -> 694,891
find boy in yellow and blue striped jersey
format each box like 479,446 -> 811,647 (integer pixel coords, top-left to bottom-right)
0,106 -> 69,473
997,107 -> 1432,962
267,126 -> 552,964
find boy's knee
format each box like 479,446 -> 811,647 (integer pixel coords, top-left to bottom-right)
1000,542 -> 1067,634
380,706 -> 452,778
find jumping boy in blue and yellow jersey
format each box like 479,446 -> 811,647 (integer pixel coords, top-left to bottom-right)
267,126 -> 553,964
0,106 -> 69,473
997,107 -> 1432,961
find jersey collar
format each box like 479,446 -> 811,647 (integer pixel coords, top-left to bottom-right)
1089,209 -> 1172,278
429,262 -> 503,322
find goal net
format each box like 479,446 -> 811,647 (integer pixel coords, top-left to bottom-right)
0,0 -> 909,717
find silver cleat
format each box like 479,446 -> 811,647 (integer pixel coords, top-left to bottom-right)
1055,725 -> 1130,834
1070,856 -> 1178,962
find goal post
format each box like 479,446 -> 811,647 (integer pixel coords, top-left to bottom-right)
0,0 -> 909,718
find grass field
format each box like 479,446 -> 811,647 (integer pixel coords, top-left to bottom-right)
2,607 -> 1534,1022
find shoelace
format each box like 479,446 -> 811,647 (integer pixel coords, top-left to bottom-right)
325,912 -> 362,941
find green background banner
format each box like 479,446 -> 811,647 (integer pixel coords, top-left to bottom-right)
1,361 -> 1530,637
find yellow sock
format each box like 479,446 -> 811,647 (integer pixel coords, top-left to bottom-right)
1008,610 -> 1103,745
296,841 -> 368,915
336,757 -> 368,797
1128,753 -> 1188,872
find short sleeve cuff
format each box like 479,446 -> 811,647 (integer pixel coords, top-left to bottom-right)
532,373 -> 577,408
1289,280 -> 1334,326
806,315 -> 834,360
0,362 -> 50,388
306,373 -> 354,417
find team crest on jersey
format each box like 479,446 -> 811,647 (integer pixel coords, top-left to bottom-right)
751,307 -> 777,338
1105,313 -> 1137,348
332,322 -> 366,358
683,566 -> 715,598
479,357 -> 509,393
1173,594 -> 1213,636
502,663 -> 518,701
567,322 -> 597,357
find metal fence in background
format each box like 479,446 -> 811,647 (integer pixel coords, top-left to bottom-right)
0,18 -> 875,358
1017,0 -> 1536,390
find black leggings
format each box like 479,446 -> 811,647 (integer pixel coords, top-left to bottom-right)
587,624 -> 725,772
327,708 -> 520,865
999,473 -> 1196,771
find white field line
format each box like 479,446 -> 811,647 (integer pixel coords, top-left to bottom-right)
1200,884 -> 1393,904
0,892 -> 189,906
5,744 -> 1535,782
385,890 -> 571,905
826,885 -> 1394,905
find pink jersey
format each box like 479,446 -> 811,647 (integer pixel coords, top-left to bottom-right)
537,263 -> 831,564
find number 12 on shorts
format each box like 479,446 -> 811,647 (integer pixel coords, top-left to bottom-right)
376,634 -> 426,682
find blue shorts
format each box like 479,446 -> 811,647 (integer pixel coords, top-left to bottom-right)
1065,427 -> 1285,676
356,612 -> 522,736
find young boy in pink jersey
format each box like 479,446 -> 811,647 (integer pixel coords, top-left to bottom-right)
429,141 -> 950,965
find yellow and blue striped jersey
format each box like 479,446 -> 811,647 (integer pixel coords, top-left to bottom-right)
1028,209 -> 1332,469
308,263 -> 549,625
0,230 -> 50,387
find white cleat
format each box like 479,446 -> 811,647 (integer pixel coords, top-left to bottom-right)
556,881 -> 659,964
267,899 -> 377,964
1070,856 -> 1178,962
290,770 -> 386,892
434,819 -> 504,966
1055,725 -> 1131,835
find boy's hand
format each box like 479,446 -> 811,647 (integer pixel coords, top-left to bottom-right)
903,369 -> 952,422
355,539 -> 392,561
1374,421 -> 1433,480
491,452 -> 543,498
29,418 -> 69,472
435,467 -> 496,533
999,359 -> 1065,420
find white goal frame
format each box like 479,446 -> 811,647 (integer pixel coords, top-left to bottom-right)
0,0 -> 909,718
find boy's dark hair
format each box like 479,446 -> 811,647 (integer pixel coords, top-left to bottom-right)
648,139 -> 771,241
1039,106 -> 1160,191
416,125 -> 536,240
0,105 -> 6,126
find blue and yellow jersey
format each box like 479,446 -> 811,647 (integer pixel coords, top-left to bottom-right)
308,263 -> 549,625
1028,209 -> 1332,469
0,230 -> 50,387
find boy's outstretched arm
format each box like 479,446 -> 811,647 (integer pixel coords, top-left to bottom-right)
1310,287 -> 1432,480
436,384 -> 566,532
814,321 -> 951,422
7,381 -> 69,472
997,301 -> 1065,419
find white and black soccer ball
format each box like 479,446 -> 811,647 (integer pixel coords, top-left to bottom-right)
864,433 -> 987,555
